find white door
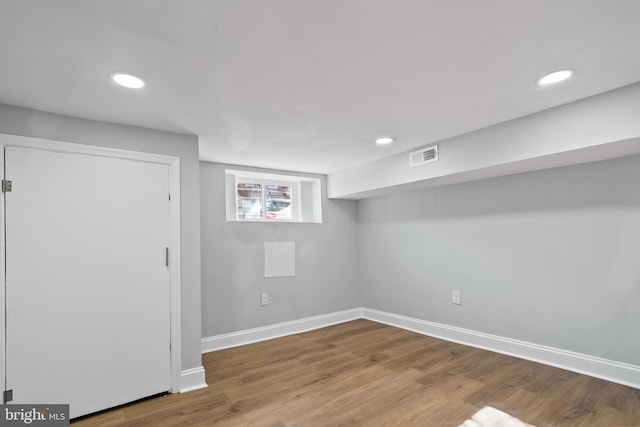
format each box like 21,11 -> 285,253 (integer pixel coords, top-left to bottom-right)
4,146 -> 171,418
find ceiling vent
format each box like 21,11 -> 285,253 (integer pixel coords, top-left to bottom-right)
409,145 -> 438,168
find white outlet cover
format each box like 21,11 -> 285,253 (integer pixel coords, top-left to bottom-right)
452,291 -> 461,305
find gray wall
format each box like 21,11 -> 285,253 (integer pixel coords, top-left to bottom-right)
7,103 -> 635,372
358,155 -> 640,365
0,103 -> 202,372
200,161 -> 359,337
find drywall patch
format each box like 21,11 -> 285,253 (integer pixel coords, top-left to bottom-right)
264,241 -> 296,278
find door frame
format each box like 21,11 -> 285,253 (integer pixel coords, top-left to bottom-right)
0,133 -> 182,396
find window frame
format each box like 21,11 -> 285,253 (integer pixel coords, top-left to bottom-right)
225,169 -> 322,224
235,177 -> 300,222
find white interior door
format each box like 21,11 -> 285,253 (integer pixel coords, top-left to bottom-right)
4,146 -> 171,418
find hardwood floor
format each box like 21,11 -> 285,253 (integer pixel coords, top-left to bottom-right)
74,320 -> 640,426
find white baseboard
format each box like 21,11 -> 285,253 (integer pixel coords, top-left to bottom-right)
362,308 -> 640,390
179,366 -> 207,393
201,308 -> 363,353
200,307 -> 640,389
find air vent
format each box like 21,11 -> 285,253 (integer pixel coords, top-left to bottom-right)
409,145 -> 438,168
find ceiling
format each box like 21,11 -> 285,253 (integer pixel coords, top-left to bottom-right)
1,1 -> 640,174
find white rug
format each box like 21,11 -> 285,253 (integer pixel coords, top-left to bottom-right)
459,406 -> 535,427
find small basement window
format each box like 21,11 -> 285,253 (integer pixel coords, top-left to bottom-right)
225,170 -> 322,223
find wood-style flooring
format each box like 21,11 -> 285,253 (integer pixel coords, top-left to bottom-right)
73,319 -> 640,426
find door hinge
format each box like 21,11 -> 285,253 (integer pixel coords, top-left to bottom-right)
165,247 -> 169,267
3,389 -> 13,403
2,179 -> 12,192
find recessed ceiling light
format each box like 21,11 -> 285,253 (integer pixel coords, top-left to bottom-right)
110,72 -> 145,89
375,137 -> 395,145
537,69 -> 573,87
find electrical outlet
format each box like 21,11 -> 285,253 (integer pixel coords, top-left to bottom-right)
452,290 -> 461,305
261,293 -> 269,306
